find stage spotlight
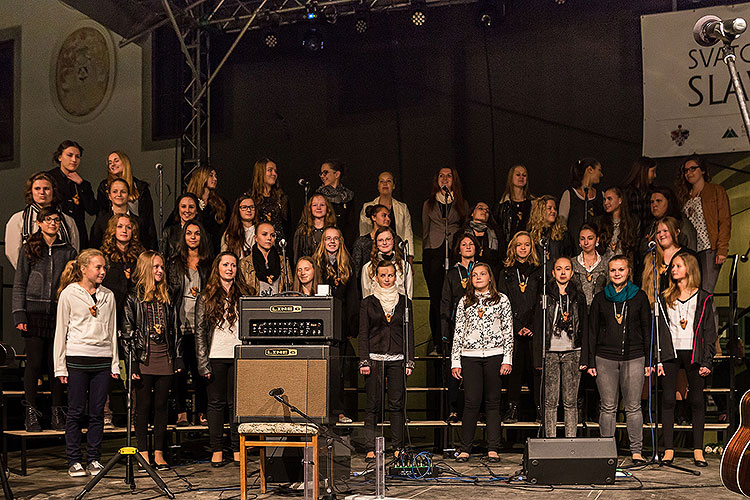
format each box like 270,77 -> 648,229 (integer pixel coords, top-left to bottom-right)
354,4 -> 369,33
554,0 -> 565,4
306,2 -> 319,20
264,30 -> 279,48
302,26 -> 325,51
410,0 -> 427,26
477,0 -> 504,29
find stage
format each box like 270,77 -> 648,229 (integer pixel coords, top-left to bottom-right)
5,438 -> 733,500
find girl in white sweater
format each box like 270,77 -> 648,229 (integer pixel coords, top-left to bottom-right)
54,249 -> 120,478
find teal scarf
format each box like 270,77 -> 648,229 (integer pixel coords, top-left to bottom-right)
604,281 -> 639,303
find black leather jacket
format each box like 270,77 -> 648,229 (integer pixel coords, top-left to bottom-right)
122,291 -> 182,372
167,256 -> 211,332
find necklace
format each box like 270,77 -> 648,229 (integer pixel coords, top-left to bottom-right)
517,268 -> 529,293
677,295 -> 693,329
560,294 -> 570,321
89,305 -> 98,317
613,302 -> 626,324
477,303 -> 485,319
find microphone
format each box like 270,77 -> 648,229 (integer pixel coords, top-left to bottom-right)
269,387 -> 284,397
278,238 -> 287,249
298,178 -> 310,187
155,162 -> 163,171
398,239 -> 409,251
441,185 -> 450,193
647,240 -> 657,252
694,15 -> 747,46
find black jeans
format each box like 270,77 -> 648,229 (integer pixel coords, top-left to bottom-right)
24,336 -> 65,407
174,334 -> 207,415
134,374 -> 173,452
66,368 -> 110,466
661,350 -> 706,450
423,245 -> 447,353
506,336 -> 540,409
460,355 -> 503,454
206,359 -> 238,452
364,360 -> 406,452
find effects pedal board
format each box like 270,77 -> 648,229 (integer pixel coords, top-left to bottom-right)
388,465 -> 440,478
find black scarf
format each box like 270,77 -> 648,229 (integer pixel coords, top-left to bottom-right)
22,203 -> 72,246
252,244 -> 282,285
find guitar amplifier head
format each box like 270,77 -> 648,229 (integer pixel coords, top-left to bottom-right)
239,296 -> 341,343
234,345 -> 337,424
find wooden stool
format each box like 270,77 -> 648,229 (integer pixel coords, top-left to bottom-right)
238,422 -> 320,500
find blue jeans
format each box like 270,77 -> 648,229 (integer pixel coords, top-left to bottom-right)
66,368 -> 111,465
595,356 -> 645,455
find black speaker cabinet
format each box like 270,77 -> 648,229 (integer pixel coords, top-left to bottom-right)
264,436 -> 352,487
524,437 -> 617,485
234,345 -> 338,424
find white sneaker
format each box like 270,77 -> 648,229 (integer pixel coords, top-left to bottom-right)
68,462 -> 87,477
86,460 -> 105,476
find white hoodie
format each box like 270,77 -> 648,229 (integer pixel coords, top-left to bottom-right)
53,283 -> 120,377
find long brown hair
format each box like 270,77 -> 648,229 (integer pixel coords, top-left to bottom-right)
223,195 -> 256,257
368,226 -> 404,278
100,214 -> 144,265
500,164 -> 530,202
528,195 -> 567,243
624,156 -> 656,191
57,249 -> 105,298
463,262 -> 502,308
664,253 -> 702,308
312,226 -> 352,285
24,207 -> 62,265
292,256 -> 321,295
503,230 -> 540,267
133,250 -> 170,303
107,151 -> 140,201
297,194 -> 337,238
249,157 -> 284,203
675,154 -> 711,205
424,167 -> 468,218
201,252 -> 251,328
187,165 -> 227,224
597,186 -> 638,256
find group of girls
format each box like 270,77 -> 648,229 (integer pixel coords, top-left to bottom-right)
7,139 -> 732,473
440,157 -> 728,468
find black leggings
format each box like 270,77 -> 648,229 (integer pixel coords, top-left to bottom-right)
460,355 -> 503,454
134,374 -> 173,452
505,336 -> 540,408
423,245 -> 447,353
661,350 -> 706,450
206,359 -> 238,452
174,334 -> 207,415
24,336 -> 65,407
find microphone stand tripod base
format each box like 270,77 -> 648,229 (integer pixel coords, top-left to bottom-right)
345,495 -> 409,500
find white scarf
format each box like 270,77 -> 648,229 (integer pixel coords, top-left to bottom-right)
374,282 -> 399,317
435,191 -> 454,205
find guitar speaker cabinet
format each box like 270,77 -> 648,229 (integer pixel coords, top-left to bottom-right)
234,345 -> 338,424
264,436 -> 352,486
524,437 -> 617,485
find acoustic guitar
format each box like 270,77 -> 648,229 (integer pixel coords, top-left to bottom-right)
721,390 -> 750,495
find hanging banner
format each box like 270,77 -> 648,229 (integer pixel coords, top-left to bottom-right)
642,3 -> 750,157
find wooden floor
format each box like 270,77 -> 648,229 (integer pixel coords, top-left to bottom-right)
3,435 -> 737,500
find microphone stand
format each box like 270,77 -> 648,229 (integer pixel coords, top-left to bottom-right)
156,163 -> 164,253
75,335 -> 175,499
720,42 -> 750,146
269,391 -> 355,499
280,240 -> 290,292
537,237 -> 549,437
402,241 -> 412,452
583,186 -> 589,225
440,190 -> 452,432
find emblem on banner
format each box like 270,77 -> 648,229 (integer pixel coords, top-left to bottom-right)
670,125 -> 690,146
722,128 -> 739,139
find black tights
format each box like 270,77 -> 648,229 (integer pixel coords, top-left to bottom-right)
134,374 -> 173,452
423,246 -> 447,353
24,336 -> 64,407
661,350 -> 706,450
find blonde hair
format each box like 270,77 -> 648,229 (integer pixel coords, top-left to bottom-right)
292,256 -> 321,295
642,216 -> 681,305
312,226 -> 352,285
368,227 -> 404,278
664,253 -> 702,308
503,230 -> 540,267
187,165 -> 227,224
57,249 -> 106,298
107,151 -> 140,202
528,195 -> 567,244
133,250 -> 171,304
249,158 -> 283,203
297,194 -> 337,238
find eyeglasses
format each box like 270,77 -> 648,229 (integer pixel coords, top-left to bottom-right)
319,170 -> 332,177
42,217 -> 61,224
239,205 -> 256,211
682,165 -> 700,174
324,236 -> 340,242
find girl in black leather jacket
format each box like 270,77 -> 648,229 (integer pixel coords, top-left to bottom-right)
123,250 -> 181,470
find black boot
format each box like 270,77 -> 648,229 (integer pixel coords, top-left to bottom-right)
503,403 -> 518,424
23,402 -> 42,432
51,406 -> 66,431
